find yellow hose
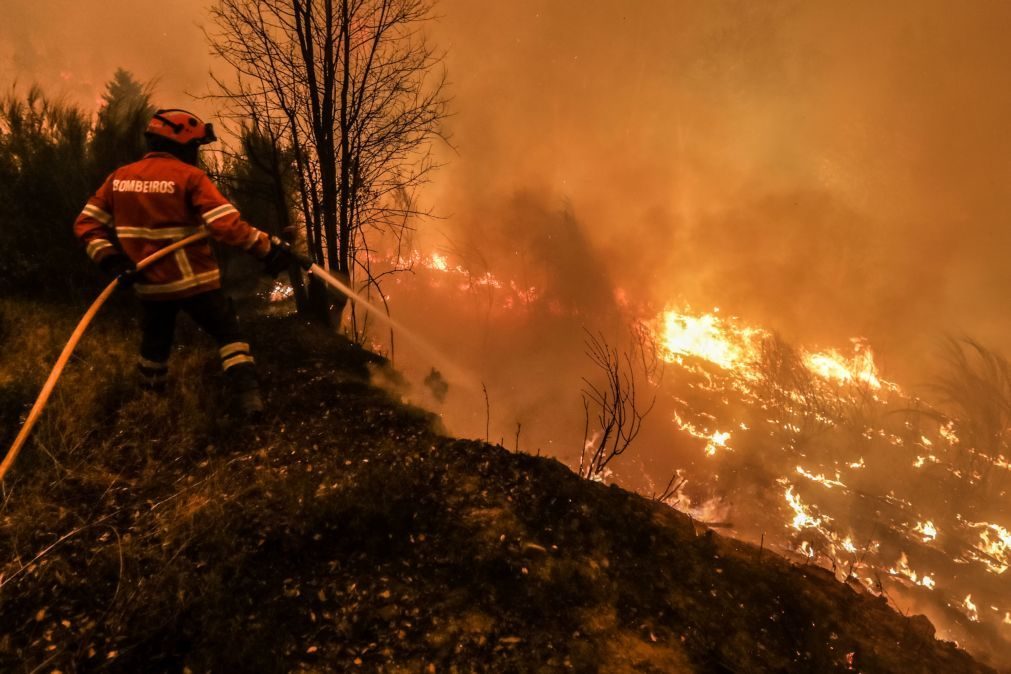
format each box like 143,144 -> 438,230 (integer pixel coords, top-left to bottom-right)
0,231 -> 211,482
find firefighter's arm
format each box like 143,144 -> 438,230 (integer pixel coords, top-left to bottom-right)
73,176 -> 119,266
190,171 -> 271,257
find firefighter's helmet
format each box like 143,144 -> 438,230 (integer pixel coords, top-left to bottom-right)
145,109 -> 217,146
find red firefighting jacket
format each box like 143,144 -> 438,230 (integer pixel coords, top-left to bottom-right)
73,152 -> 270,300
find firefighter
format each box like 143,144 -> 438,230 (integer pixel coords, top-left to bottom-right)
73,108 -> 292,417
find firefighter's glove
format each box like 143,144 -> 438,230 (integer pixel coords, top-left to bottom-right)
99,253 -> 139,287
261,236 -> 294,277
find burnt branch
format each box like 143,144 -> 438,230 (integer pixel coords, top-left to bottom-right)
578,329 -> 659,480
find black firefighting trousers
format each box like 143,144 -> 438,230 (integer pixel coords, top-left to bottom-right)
136,289 -> 258,393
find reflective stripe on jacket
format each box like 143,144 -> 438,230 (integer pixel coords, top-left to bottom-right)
73,152 -> 270,300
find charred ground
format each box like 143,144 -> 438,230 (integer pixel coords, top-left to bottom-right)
0,303 -> 995,673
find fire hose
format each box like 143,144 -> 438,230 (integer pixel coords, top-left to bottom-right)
1,234 -> 472,482
0,231 -> 212,482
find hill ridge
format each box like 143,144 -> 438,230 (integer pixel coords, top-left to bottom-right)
0,312 -> 994,673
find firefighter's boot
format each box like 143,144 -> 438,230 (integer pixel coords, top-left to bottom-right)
224,362 -> 263,419
137,357 -> 169,394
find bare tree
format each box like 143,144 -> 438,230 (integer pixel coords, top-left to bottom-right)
207,0 -> 449,325
652,470 -> 687,504
578,328 -> 660,480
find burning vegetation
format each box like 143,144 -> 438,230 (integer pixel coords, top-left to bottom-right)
368,249 -> 1011,668
649,307 -> 1011,665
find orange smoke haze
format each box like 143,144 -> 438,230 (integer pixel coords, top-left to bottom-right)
5,0 -> 1011,375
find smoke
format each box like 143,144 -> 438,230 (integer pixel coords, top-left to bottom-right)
421,0 -> 1011,382
0,0 -> 209,112
8,0 -> 1011,370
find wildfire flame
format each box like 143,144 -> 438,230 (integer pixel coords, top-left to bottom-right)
795,466 -> 846,490
706,430 -> 731,456
673,411 -> 732,457
656,308 -> 895,391
802,341 -> 883,389
387,252 -> 1011,646
915,520 -> 939,543
659,310 -> 763,371
889,552 -> 937,590
965,595 -> 980,622
784,485 -> 825,531
968,522 -> 1011,574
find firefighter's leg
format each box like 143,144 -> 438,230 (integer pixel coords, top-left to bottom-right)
181,290 -> 263,417
139,300 -> 179,392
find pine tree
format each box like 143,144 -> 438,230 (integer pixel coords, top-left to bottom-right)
89,69 -> 154,187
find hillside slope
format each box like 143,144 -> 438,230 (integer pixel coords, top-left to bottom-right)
0,311 -> 995,673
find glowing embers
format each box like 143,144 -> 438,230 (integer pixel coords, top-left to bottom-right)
889,552 -> 936,590
268,280 -> 294,302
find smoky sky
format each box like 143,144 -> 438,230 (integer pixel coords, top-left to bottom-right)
7,0 -> 1011,379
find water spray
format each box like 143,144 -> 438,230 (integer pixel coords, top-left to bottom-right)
303,258 -> 479,388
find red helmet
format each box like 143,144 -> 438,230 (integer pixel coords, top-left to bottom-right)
145,109 -> 217,146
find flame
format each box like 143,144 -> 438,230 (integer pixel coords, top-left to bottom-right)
940,421 -> 960,445
965,595 -> 980,622
401,250 -> 543,311
784,485 -> 825,531
802,340 -> 884,389
968,522 -> 1011,574
429,252 -> 449,271
842,537 -> 857,554
673,412 -> 732,457
795,466 -> 846,489
656,308 -> 896,392
659,310 -> 763,372
706,430 -> 731,456
889,552 -> 937,590
914,520 -> 938,543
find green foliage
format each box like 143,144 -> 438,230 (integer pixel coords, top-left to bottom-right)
225,124 -> 298,237
0,71 -> 153,299
217,124 -> 301,295
0,85 -> 92,296
89,68 -> 155,185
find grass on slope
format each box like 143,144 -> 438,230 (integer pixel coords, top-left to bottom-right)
0,301 -> 994,673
